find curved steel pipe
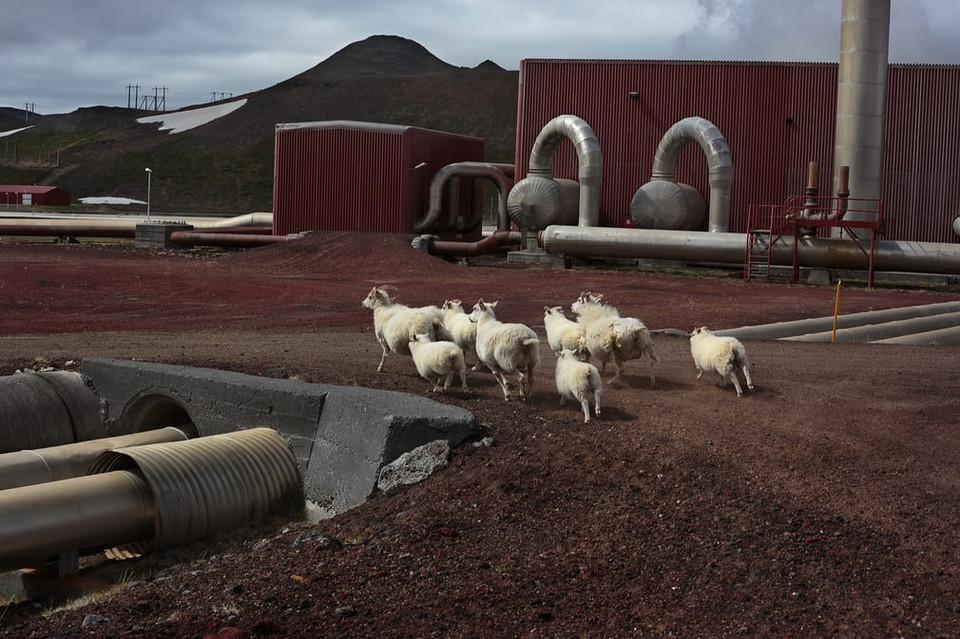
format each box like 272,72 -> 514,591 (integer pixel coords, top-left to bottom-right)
416,162 -> 512,233
526,114 -> 603,227
0,427 -> 188,491
649,117 -> 733,232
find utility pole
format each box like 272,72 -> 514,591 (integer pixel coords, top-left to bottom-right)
23,103 -> 35,125
126,85 -> 141,109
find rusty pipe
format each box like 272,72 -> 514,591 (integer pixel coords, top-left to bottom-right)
417,230 -> 523,257
0,427 -> 188,491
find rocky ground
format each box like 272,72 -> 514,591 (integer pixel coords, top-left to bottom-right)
1,232 -> 960,638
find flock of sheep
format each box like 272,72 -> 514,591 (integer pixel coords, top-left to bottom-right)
361,284 -> 755,423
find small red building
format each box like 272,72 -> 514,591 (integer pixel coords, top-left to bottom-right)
0,185 -> 71,207
272,120 -> 485,237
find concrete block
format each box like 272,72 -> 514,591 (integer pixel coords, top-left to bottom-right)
135,222 -> 193,249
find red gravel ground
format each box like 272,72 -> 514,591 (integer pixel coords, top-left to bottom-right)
2,231 -> 960,638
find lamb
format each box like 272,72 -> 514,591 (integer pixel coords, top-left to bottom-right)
689,326 -> 755,397
570,291 -> 657,387
441,299 -> 480,370
408,333 -> 468,392
469,299 -> 541,401
361,285 -> 448,372
554,346 -> 602,423
543,305 -> 585,355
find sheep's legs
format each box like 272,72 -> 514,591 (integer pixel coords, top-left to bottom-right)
726,372 -> 744,397
376,343 -> 389,372
741,364 -> 755,391
593,389 -> 602,418
579,397 -> 591,423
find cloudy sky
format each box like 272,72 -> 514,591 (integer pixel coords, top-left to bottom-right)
3,0 -> 960,116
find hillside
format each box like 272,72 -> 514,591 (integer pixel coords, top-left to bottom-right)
0,35 -> 519,214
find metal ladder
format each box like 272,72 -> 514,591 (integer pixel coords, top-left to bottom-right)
744,228 -> 771,281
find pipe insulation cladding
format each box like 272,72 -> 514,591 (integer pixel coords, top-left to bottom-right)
0,427 -> 189,491
539,225 -> 960,275
511,114 -> 602,228
0,428 -> 303,571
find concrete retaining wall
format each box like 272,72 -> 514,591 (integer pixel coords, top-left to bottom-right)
81,358 -> 479,517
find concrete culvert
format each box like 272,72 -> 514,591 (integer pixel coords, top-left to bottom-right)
119,392 -> 198,437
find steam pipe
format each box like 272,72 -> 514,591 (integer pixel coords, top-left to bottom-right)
416,230 -> 524,257
0,470 -> 156,570
527,114 -> 602,227
0,427 -> 188,491
415,162 -> 512,233
0,428 -> 302,570
650,117 -> 733,232
539,225 -> 960,275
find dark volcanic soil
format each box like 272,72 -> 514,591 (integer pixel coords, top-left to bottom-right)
2,232 -> 960,638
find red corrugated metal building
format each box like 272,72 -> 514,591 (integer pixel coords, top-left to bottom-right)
515,60 -> 960,244
0,185 -> 71,206
273,120 -> 484,237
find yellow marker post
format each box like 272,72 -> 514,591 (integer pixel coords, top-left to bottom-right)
832,279 -> 842,343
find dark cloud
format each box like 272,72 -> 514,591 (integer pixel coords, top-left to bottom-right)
2,0 -> 958,116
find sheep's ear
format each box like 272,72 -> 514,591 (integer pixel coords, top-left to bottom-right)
490,300 -> 499,308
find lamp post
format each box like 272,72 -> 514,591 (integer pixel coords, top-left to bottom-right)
144,167 -> 152,221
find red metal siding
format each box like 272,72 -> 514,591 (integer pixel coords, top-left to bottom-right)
517,60 -> 960,243
0,185 -> 71,206
273,122 -> 484,237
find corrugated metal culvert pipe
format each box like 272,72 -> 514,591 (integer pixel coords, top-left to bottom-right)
0,428 -> 303,571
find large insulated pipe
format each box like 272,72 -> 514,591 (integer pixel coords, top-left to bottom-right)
416,162 -> 512,233
0,471 -> 156,570
522,114 -> 602,227
0,428 -> 302,570
169,231 -> 292,247
0,371 -> 105,453
539,225 -> 960,275
716,300 -> 960,341
0,427 -> 188,491
833,0 -> 890,237
648,116 -> 733,232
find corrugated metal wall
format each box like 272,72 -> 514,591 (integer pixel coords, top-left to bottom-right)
516,60 -> 960,243
273,121 -> 484,237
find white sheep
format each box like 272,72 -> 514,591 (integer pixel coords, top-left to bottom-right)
689,326 -> 755,397
408,333 -> 468,392
570,291 -> 657,387
554,347 -> 602,423
469,299 -> 541,401
543,305 -> 585,355
361,285 -> 448,372
441,299 -> 480,370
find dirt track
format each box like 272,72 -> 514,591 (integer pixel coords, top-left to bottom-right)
2,233 -> 960,638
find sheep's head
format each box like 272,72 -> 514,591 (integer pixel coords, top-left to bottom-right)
469,299 -> 498,322
442,299 -> 464,312
362,285 -> 397,310
544,305 -> 563,317
411,332 -> 431,344
571,291 -> 604,315
690,326 -> 710,338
